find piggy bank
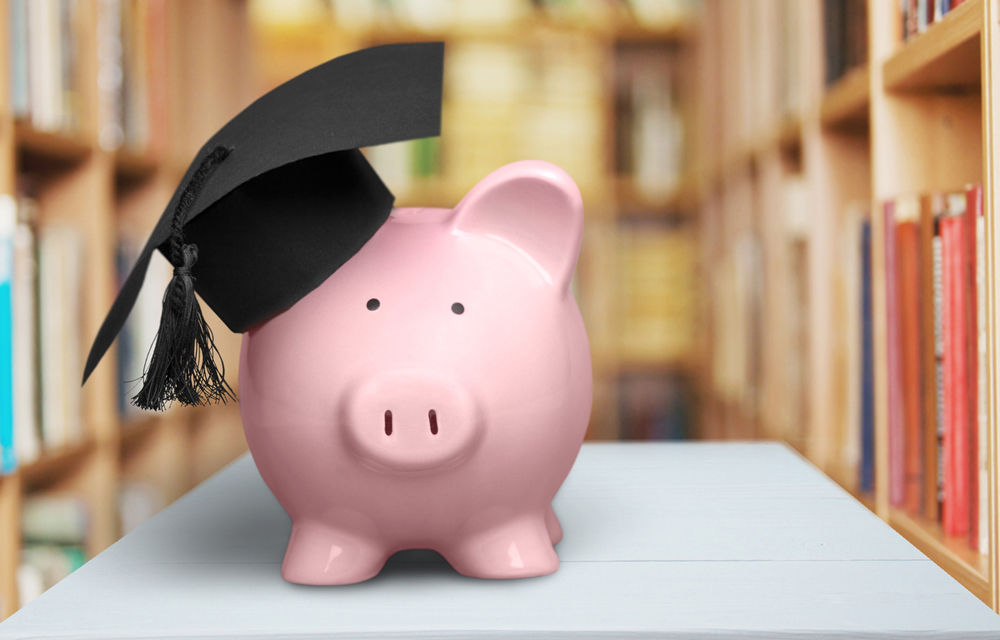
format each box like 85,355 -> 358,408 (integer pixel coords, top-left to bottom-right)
238,160 -> 592,585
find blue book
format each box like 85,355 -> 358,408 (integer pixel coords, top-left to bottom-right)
0,197 -> 17,474
860,220 -> 875,493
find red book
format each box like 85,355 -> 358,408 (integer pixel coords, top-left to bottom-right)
941,210 -> 970,537
965,184 -> 982,549
896,204 -> 923,514
885,202 -> 905,507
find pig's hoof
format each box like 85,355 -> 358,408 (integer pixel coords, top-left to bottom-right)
445,516 -> 559,579
281,523 -> 386,585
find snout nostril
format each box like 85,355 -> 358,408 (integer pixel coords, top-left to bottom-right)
384,410 -> 392,436
429,409 -> 438,435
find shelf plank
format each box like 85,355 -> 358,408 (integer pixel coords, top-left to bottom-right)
14,121 -> 92,165
883,0 -> 982,92
820,63 -> 870,130
888,507 -> 989,604
21,440 -> 96,490
114,149 -> 159,183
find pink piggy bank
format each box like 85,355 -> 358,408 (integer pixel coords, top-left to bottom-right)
239,160 -> 593,585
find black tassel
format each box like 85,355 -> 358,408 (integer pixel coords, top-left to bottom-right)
132,146 -> 236,411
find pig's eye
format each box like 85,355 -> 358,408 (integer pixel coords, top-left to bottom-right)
367,298 -> 380,311
451,302 -> 464,315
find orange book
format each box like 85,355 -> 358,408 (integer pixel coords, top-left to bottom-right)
895,199 -> 923,514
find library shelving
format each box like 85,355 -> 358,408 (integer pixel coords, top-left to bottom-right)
250,0 -> 704,443
0,0 -> 253,620
698,0 -> 1000,610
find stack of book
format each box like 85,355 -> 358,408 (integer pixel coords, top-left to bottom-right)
0,195 -> 85,474
823,0 -> 868,85
902,0 -> 967,41
17,496 -> 88,607
882,186 -> 985,553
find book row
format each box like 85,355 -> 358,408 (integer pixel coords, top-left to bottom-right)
823,0 -> 867,86
901,0 -> 968,41
8,0 -> 169,153
879,186 -> 985,553
0,196 -> 84,474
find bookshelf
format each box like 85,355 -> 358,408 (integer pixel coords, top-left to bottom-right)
699,0 -> 1000,610
251,1 -> 704,444
0,0 -> 252,621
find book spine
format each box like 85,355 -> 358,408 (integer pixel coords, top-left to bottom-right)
897,218 -> 923,513
12,205 -> 39,465
933,230 -> 945,519
942,213 -> 970,536
919,195 -> 941,520
975,195 -> 988,553
885,202 -> 905,506
0,197 -> 16,475
10,0 -> 30,119
861,219 -> 875,493
966,184 -> 983,550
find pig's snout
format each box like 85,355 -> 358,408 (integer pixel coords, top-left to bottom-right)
344,372 -> 482,474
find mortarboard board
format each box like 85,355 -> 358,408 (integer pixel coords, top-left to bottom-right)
83,42 -> 445,411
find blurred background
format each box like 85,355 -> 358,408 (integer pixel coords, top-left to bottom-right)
3,0 -> 989,619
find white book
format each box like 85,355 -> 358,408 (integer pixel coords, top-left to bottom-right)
38,225 -> 84,449
27,0 -> 62,132
12,204 -> 39,464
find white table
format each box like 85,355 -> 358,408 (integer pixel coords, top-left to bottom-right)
2,442 -> 998,639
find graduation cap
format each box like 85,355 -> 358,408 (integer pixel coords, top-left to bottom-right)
83,42 -> 444,411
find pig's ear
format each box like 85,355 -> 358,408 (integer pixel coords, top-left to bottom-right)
451,160 -> 583,292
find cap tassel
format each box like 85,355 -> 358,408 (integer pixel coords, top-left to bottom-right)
132,146 -> 236,411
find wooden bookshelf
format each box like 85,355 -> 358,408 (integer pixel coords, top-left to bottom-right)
0,0 -> 252,621
699,0 -> 1000,610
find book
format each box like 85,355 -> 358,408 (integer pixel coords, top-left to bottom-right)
835,203 -> 866,490
941,195 -> 970,537
933,222 -> 945,520
884,201 -> 905,507
9,0 -> 30,119
919,193 -> 944,520
823,0 -> 868,85
895,196 -> 923,514
119,482 -> 165,535
0,196 -> 16,475
974,185 -> 987,553
38,224 -> 84,449
966,184 -> 983,551
860,219 -> 875,493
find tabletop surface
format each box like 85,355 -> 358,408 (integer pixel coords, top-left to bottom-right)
2,441 -> 999,640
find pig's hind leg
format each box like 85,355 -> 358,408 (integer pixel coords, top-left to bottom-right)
281,521 -> 388,585
443,513 -> 559,579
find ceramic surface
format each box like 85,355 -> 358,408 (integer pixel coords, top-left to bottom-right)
239,160 -> 593,585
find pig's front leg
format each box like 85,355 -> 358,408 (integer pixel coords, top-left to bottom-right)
281,521 -> 388,585
443,513 -> 559,579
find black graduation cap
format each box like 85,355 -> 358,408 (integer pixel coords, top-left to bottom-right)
83,42 -> 444,411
